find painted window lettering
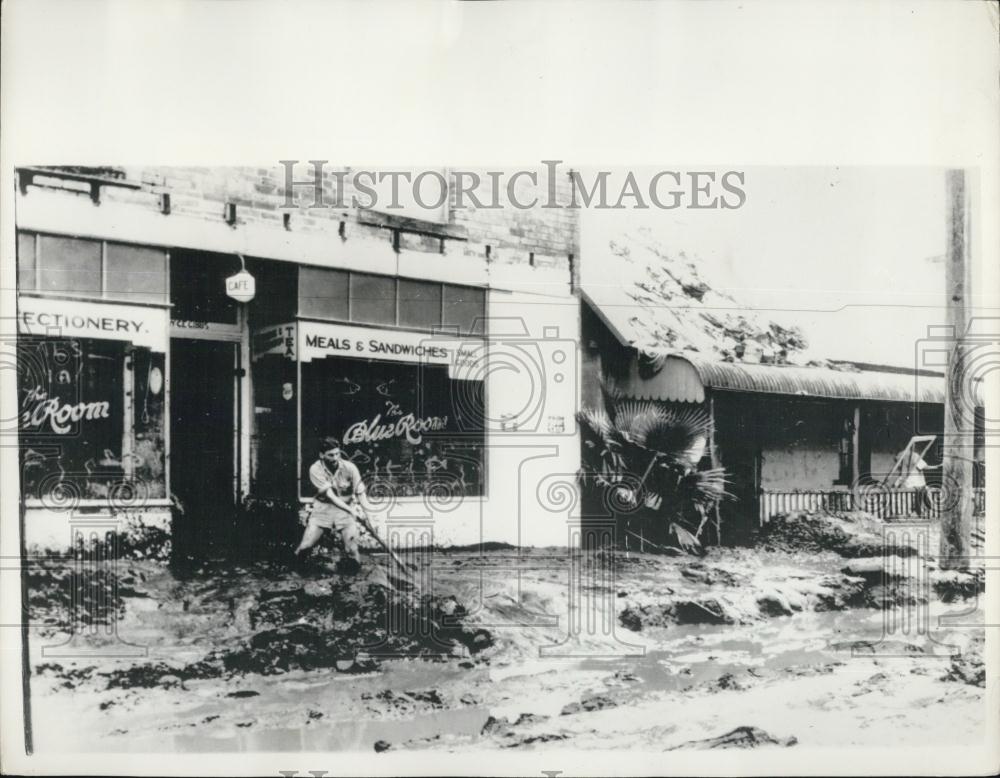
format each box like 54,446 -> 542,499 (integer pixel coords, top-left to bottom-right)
343,412 -> 449,446
20,386 -> 111,434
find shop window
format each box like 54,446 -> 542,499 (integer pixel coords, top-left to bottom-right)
131,348 -> 167,500
170,249 -> 239,324
37,235 -> 102,296
17,232 -> 36,291
398,279 -> 442,330
105,242 -> 169,304
293,266 -> 485,336
443,284 -> 486,335
18,337 -> 166,503
17,231 -> 169,307
300,356 -> 485,499
350,273 -> 397,326
298,266 -> 349,321
247,258 -> 298,329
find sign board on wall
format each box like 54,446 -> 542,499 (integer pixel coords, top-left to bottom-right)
254,321 -> 484,379
252,323 -> 297,361
17,295 -> 168,352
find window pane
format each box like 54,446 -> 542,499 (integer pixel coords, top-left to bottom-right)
169,250 -> 239,324
442,285 -> 486,335
106,243 -> 168,304
300,356 -> 485,499
248,258 -> 297,328
132,348 -> 167,499
298,266 -> 349,321
350,273 -> 396,326
17,231 -> 36,291
37,235 -> 102,296
398,279 -> 442,330
18,337 -> 126,501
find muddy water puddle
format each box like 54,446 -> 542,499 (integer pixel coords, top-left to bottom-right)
119,707 -> 491,753
579,606 -> 966,697
28,552 -> 985,753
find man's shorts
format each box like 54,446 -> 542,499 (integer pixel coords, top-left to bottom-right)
309,501 -> 357,532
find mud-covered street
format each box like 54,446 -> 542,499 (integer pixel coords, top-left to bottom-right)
25,512 -> 986,754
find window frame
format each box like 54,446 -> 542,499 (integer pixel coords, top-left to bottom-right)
16,230 -> 170,309
296,353 -> 488,502
19,337 -> 171,509
295,266 -> 486,337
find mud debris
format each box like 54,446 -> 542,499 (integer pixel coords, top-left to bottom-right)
561,694 -> 618,715
942,642 -> 985,688
759,510 -> 915,558
30,558 -> 495,689
680,563 -> 748,587
24,545 -> 986,753
668,725 -> 798,750
361,689 -> 448,715
709,672 -> 754,693
480,714 -> 569,749
933,569 -> 985,602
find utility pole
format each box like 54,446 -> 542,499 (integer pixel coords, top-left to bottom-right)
939,169 -> 974,570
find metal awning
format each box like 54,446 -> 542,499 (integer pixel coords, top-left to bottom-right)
581,291 -> 972,405
621,353 -> 955,405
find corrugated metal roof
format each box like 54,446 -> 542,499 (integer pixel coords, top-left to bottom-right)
686,355 -> 952,404
583,284 -> 982,406
614,345 -> 984,406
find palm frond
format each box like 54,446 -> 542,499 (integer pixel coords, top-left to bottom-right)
576,407 -> 613,443
579,386 -> 731,551
668,523 -> 703,554
610,400 -> 671,446
676,467 -> 732,506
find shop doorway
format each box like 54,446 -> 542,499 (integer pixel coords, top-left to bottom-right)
169,338 -> 239,552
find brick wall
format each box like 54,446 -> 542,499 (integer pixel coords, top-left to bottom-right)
97,165 -> 580,272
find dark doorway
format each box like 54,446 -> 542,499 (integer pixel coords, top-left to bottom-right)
169,338 -> 238,557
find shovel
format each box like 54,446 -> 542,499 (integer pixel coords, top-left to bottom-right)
353,508 -> 420,573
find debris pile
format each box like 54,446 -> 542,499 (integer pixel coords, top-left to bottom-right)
31,558 -> 494,689
194,570 -> 490,679
605,229 -> 808,362
757,510 -> 913,558
942,636 -> 985,688
667,725 -> 798,750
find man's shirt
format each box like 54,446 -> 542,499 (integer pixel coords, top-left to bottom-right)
309,459 -> 363,501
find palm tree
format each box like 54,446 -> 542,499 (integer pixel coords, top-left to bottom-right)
577,382 -> 730,553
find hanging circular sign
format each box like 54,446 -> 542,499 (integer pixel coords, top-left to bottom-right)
148,366 -> 164,396
225,269 -> 256,303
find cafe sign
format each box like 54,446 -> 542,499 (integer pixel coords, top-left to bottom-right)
225,269 -> 256,303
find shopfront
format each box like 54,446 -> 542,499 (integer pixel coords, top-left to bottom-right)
16,232 -> 171,546
17,229 -> 579,550
167,249 -> 251,538
250,265 -> 489,514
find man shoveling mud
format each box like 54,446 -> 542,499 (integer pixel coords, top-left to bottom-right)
295,436 -> 376,574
